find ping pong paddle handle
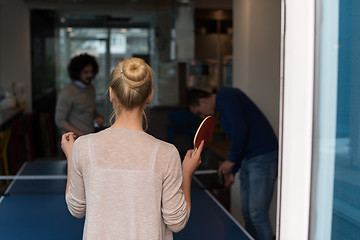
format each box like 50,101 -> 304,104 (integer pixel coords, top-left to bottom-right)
191,147 -> 198,157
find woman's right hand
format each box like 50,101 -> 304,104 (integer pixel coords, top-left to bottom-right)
182,140 -> 204,177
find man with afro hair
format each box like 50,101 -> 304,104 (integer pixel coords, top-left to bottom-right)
55,53 -> 104,136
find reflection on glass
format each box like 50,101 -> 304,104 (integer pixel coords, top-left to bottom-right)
332,1 -> 360,238
110,28 -> 149,71
311,0 -> 360,239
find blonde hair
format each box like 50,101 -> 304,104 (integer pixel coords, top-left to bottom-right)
109,58 -> 153,126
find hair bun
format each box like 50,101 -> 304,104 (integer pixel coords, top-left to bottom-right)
109,57 -> 153,112
122,58 -> 149,88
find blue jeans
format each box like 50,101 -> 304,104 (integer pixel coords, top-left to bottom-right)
240,150 -> 278,240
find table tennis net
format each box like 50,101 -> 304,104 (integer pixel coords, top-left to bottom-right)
0,160 -> 68,196
0,160 -> 223,196
0,171 -> 220,195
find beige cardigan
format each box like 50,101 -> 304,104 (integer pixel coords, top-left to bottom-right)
66,127 -> 189,240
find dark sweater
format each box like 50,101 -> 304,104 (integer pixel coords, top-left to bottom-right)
216,87 -> 278,173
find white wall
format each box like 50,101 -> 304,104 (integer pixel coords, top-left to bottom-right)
233,0 -> 281,134
0,1 -> 31,112
232,0 -> 281,235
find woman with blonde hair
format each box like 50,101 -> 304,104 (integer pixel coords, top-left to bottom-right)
61,57 -> 203,239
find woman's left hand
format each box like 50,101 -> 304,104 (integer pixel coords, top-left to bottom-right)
61,132 -> 76,160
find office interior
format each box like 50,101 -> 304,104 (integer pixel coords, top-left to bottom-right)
1,0 -> 359,239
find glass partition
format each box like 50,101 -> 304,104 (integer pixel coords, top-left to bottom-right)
310,0 -> 360,239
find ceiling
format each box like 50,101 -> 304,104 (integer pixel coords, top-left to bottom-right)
23,0 -> 232,12
24,0 -> 232,29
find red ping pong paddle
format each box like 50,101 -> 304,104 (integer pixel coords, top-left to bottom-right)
191,116 -> 216,157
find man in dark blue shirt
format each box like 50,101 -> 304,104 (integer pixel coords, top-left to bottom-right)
188,87 -> 278,240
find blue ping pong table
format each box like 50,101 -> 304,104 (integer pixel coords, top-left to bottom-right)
0,161 -> 252,240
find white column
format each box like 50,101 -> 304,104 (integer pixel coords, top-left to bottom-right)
175,1 -> 194,60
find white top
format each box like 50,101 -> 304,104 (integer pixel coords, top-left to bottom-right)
66,127 -> 190,240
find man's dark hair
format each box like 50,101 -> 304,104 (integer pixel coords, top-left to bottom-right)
67,53 -> 99,81
187,88 -> 212,107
